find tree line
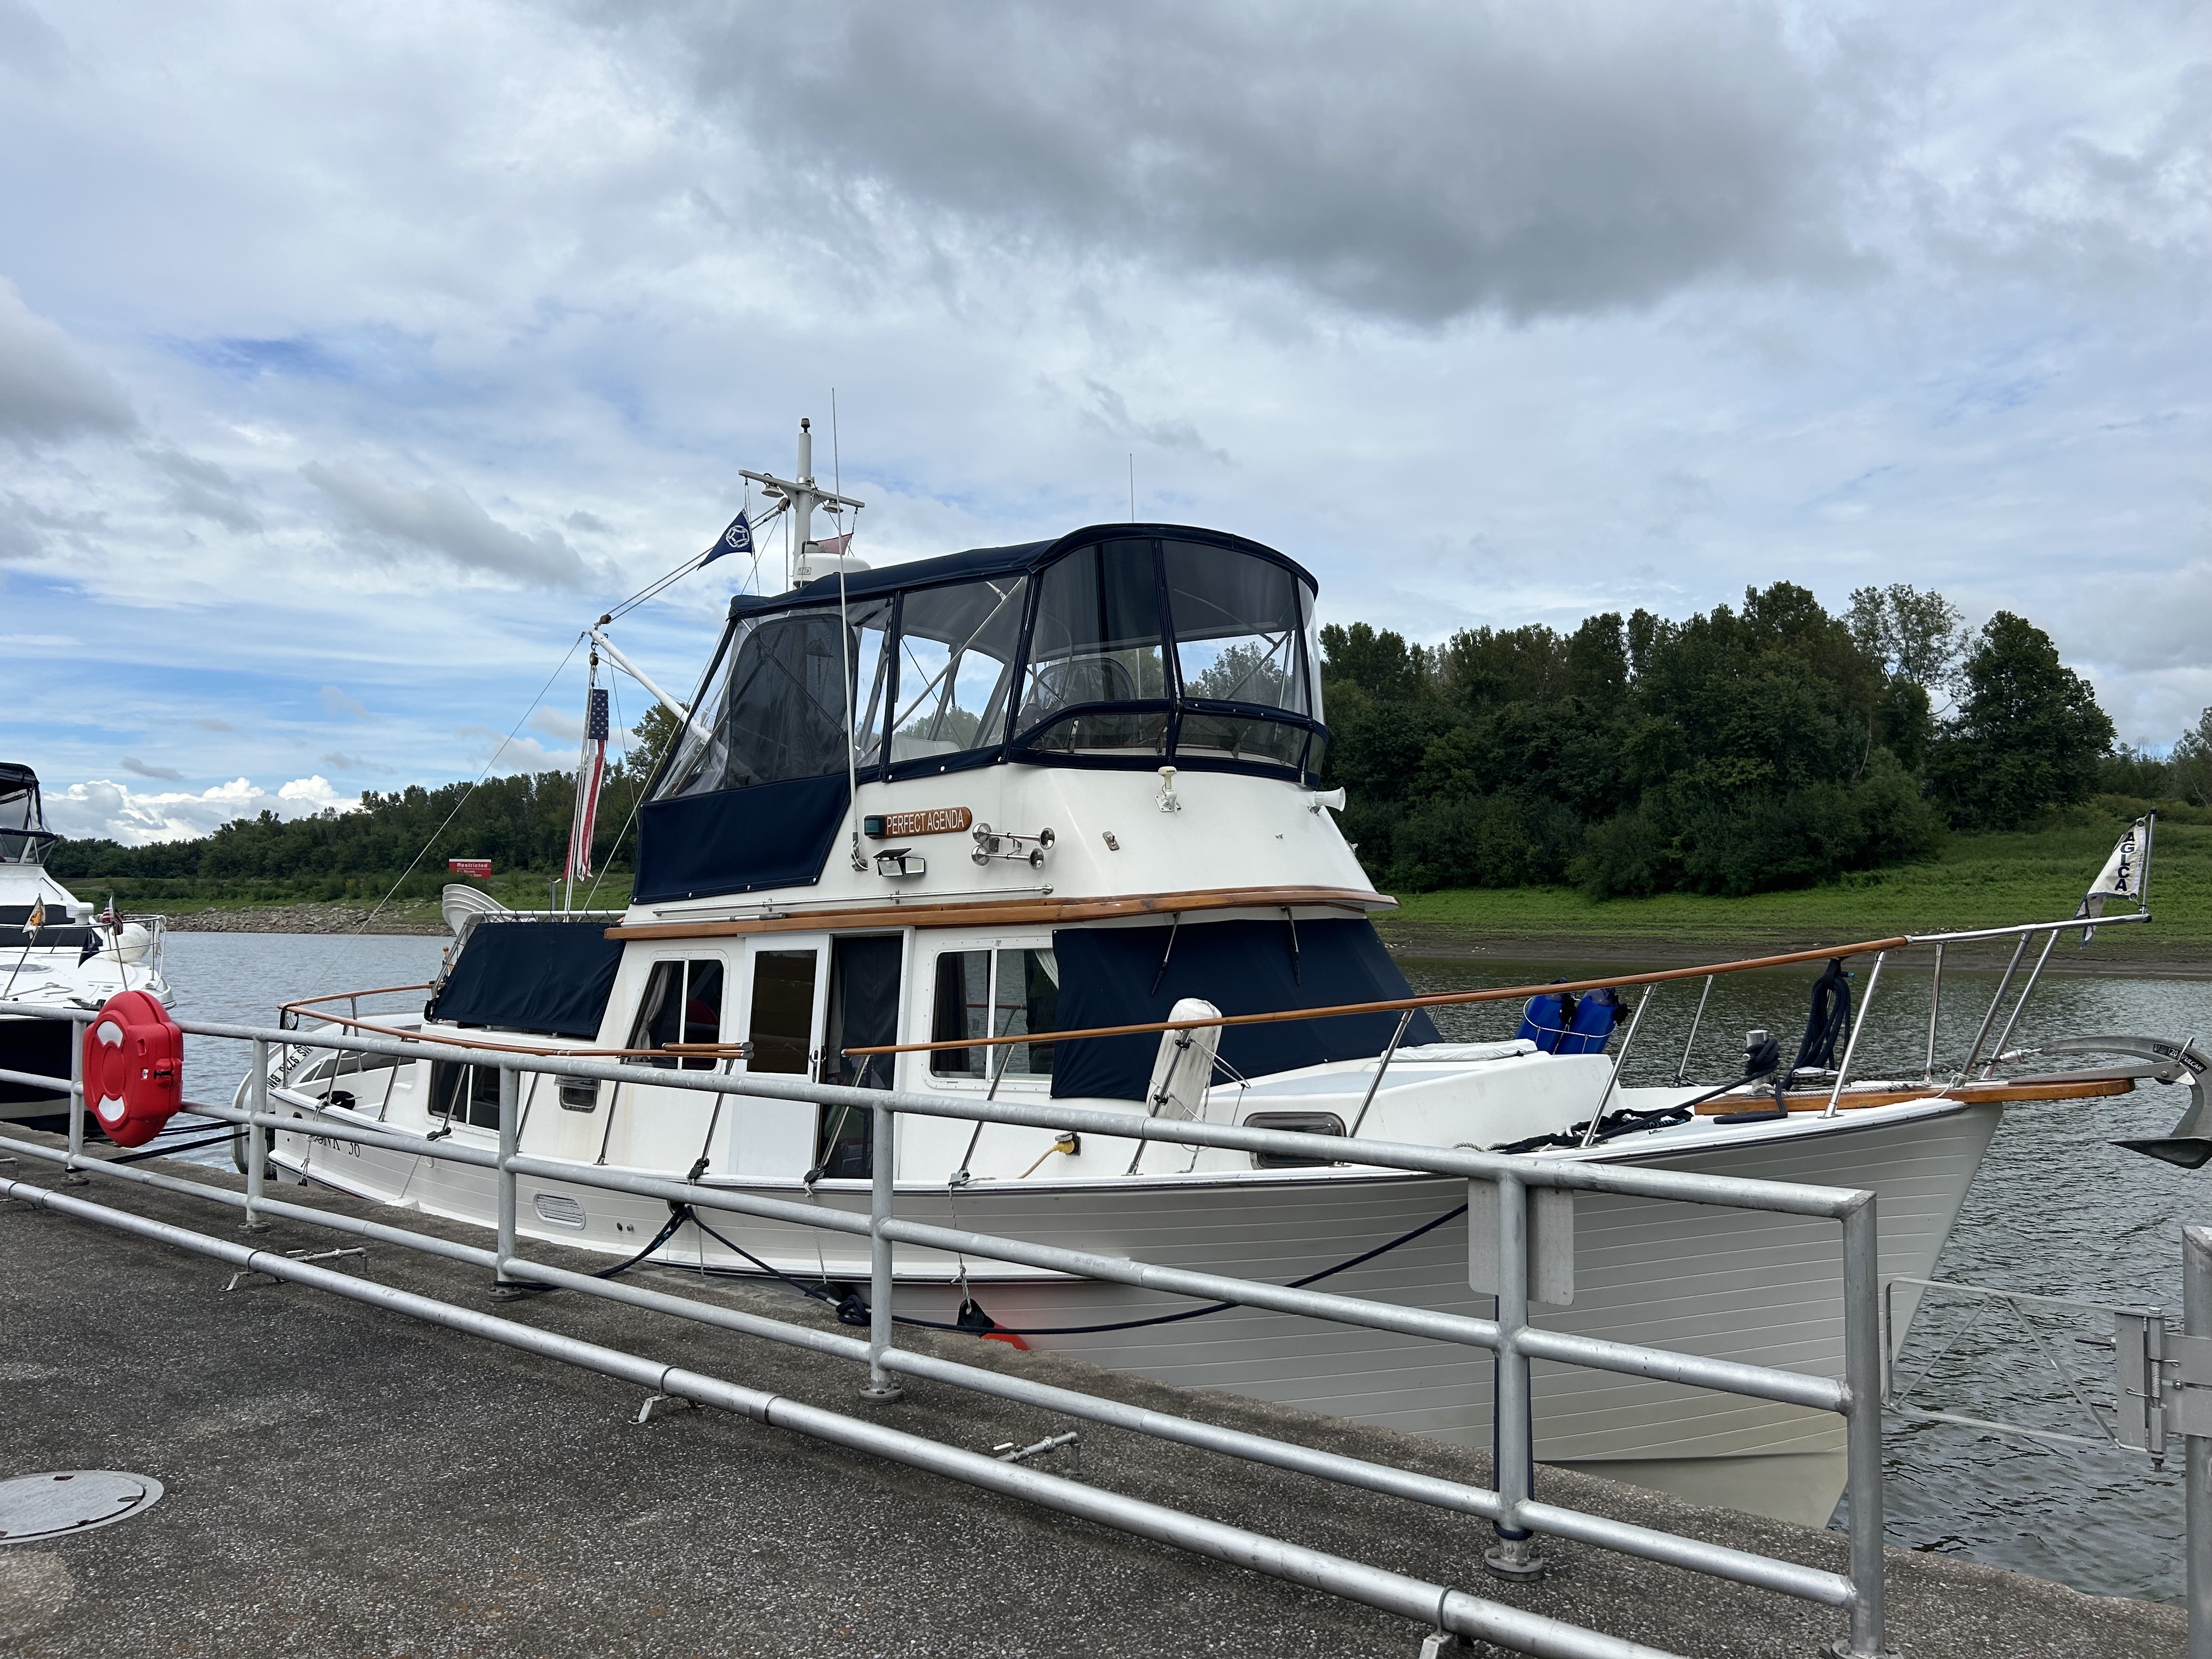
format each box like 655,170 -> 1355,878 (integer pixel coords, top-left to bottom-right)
48,590 -> 2186,900
48,705 -> 680,896
1317,583 -> 2138,896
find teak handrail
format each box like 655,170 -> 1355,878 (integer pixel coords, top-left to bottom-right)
844,934 -> 1915,1056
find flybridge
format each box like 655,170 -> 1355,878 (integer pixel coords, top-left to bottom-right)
629,518 -> 1328,906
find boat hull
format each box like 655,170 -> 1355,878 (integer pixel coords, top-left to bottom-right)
273,1097 -> 1997,1525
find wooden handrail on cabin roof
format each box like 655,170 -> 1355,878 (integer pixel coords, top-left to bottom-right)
843,935 -> 1915,1056
603,883 -> 1394,941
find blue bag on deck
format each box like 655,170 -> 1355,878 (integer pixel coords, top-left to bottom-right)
1555,987 -> 1621,1055
1515,992 -> 1573,1053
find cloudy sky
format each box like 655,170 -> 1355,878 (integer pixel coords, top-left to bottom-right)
4,1 -> 2209,842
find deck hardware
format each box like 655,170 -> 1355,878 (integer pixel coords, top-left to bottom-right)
1673,975 -> 1715,1085
1102,831 -> 1119,850
970,823 -> 1054,868
1578,987 -> 1654,1148
992,1430 -> 1081,1473
874,848 -> 926,878
224,1245 -> 368,1291
1018,1133 -> 1080,1180
634,1392 -> 697,1426
1155,766 -> 1182,812
1821,952 -> 1886,1118
1307,787 -> 1346,815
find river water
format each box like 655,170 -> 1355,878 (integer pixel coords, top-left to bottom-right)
140,930 -> 2204,1604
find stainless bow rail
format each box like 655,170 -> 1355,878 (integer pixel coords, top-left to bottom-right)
2,999 -> 1896,1657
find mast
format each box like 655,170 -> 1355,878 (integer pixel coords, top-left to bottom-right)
740,417 -> 865,591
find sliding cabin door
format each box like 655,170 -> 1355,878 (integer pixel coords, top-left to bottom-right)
813,934 -> 903,1180
722,944 -> 825,1180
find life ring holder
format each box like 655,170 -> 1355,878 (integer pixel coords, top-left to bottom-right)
82,989 -> 183,1149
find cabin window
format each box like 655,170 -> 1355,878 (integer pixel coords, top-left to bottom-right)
744,950 -> 817,1075
1015,540 -> 1169,754
655,599 -> 893,797
428,1060 -> 504,1130
628,958 -> 725,1070
888,576 -> 1028,765
930,947 -> 1060,1079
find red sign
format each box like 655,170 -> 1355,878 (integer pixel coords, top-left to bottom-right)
447,858 -> 493,877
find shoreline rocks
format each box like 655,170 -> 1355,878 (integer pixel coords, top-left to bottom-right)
165,903 -> 447,936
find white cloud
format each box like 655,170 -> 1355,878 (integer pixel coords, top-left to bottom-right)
45,775 -> 361,845
0,276 -> 134,442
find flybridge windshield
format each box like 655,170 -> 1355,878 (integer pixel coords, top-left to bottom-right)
649,528 -> 1325,806
0,767 -> 52,864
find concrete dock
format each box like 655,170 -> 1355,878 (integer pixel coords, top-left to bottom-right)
0,1135 -> 2187,1658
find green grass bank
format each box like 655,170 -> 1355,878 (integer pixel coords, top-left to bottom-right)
1380,800 -> 2208,970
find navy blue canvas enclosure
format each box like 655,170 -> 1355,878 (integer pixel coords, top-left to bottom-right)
426,919 -> 627,1040
1046,917 -> 1437,1101
630,523 -> 1327,905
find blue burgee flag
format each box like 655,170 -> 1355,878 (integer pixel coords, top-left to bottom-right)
702,511 -> 753,565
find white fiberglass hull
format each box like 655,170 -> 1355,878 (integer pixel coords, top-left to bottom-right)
272,1096 -> 1997,1525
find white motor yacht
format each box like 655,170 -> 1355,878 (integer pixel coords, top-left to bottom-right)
245,424 -> 2172,1527
0,764 -> 171,1127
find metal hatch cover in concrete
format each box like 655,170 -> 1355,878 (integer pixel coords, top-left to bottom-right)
0,1474 -> 162,1545
0,1137 -> 2190,1659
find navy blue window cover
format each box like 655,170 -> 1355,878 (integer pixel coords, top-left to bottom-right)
633,772 -> 850,905
426,919 -> 627,1040
1046,918 -> 1438,1101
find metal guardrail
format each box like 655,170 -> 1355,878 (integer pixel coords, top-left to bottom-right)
0,999 -> 1893,1657
1880,1242 -> 2212,1659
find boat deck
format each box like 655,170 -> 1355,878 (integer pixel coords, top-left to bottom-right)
0,1135 -> 2183,1659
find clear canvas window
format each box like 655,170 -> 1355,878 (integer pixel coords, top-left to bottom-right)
889,577 -> 1028,764
627,958 -> 725,1070
930,947 -> 1060,1079
1015,540 -> 1167,744
1163,540 -> 1313,716
655,599 -> 893,797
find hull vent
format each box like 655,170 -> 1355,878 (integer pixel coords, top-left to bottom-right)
533,1192 -> 588,1229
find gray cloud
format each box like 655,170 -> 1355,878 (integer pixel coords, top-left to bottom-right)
121,757 -> 185,781
190,716 -> 237,732
622,0 -> 1858,323
0,0 -> 66,81
1079,381 -> 1229,465
145,446 -> 263,533
0,278 -> 136,442
320,750 -> 365,769
302,461 -> 588,587
319,685 -> 370,719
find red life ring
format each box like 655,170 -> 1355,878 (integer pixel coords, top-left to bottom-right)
83,990 -> 183,1148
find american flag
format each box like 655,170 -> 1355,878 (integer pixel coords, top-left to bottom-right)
566,686 -> 610,884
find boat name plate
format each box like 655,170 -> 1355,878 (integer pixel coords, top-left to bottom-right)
865,808 -> 972,839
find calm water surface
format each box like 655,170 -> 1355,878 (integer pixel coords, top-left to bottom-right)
138,932 -> 2207,1603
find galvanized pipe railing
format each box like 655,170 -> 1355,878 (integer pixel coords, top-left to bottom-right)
0,1127 -> 1852,1611
0,1170 -> 1685,1659
0,999 -> 1888,1656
